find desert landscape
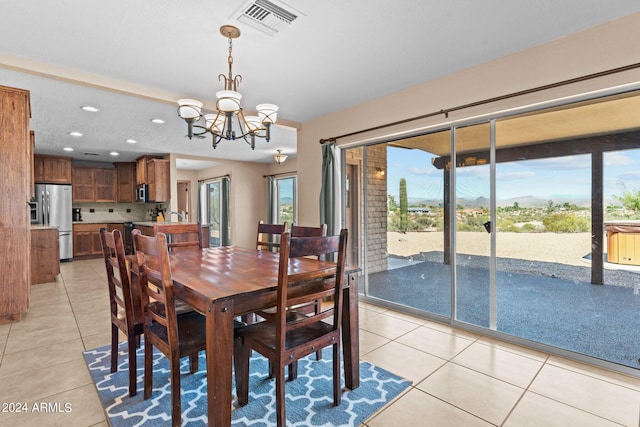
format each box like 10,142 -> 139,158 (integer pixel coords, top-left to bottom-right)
387,231 -> 594,267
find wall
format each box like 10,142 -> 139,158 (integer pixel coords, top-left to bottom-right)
296,13 -> 640,228
197,159 -> 270,249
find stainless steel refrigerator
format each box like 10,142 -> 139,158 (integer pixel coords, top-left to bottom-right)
35,184 -> 73,260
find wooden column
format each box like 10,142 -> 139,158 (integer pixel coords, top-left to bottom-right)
0,85 -> 31,323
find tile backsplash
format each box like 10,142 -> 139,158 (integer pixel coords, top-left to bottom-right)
72,202 -> 169,223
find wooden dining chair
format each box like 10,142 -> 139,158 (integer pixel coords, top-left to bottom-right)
261,223 -> 328,364
256,221 -> 288,252
99,227 -> 144,397
132,229 -> 207,427
154,222 -> 203,252
234,229 -> 349,427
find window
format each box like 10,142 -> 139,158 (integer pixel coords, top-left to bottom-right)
269,176 -> 297,225
199,177 -> 230,246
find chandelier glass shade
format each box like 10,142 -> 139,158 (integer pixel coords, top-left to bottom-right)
273,149 -> 288,164
177,25 -> 278,150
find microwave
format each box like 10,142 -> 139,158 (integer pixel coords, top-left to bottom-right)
136,184 -> 149,203
29,201 -> 39,224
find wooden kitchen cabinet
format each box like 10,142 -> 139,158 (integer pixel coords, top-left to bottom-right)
0,85 -> 31,322
116,162 -> 136,203
95,168 -> 116,202
147,158 -> 170,202
135,155 -> 169,202
73,223 -> 107,258
72,167 -> 116,202
72,167 -> 95,202
34,154 -> 72,184
31,227 -> 60,284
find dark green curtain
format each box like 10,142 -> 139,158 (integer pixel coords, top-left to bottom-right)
221,176 -> 231,246
320,141 -> 335,235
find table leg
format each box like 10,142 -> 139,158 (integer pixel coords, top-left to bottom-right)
206,299 -> 235,427
342,274 -> 360,389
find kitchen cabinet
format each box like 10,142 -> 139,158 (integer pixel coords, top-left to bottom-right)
0,85 -> 31,322
72,167 -> 116,202
34,154 -> 72,184
147,158 -> 170,202
73,223 -> 107,258
116,162 -> 136,203
31,227 -> 60,284
95,168 -> 117,202
136,155 -> 170,202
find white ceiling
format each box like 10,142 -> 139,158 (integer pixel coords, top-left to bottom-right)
1,1 -> 639,167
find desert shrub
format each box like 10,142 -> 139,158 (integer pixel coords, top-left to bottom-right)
542,213 -> 590,233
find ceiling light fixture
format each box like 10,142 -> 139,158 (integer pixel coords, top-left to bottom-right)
273,149 -> 288,164
126,139 -> 137,144
177,25 -> 278,150
81,105 -> 99,112
151,118 -> 165,124
69,131 -> 83,137
110,151 -> 119,156
63,147 -> 74,152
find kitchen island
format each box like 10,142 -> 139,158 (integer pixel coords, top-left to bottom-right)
133,221 -> 210,248
31,225 -> 60,284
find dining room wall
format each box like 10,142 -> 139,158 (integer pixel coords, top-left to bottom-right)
294,12 -> 640,229
196,159 -> 270,249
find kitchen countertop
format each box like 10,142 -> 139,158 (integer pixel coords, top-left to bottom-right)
31,224 -> 59,230
133,221 -> 203,227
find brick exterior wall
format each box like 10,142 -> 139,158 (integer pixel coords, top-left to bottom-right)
365,145 -> 388,273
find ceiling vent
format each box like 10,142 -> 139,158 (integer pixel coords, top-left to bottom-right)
233,0 -> 301,36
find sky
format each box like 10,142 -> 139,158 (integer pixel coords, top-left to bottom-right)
386,146 -> 640,204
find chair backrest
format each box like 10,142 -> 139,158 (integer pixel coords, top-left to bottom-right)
100,227 -> 141,328
256,221 -> 287,251
132,229 -> 179,347
290,224 -> 327,238
291,224 -> 327,260
275,229 -> 348,341
154,222 -> 203,251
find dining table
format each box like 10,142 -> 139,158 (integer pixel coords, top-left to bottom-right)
165,245 -> 361,427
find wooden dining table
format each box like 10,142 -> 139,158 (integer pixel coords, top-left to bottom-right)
165,245 -> 361,427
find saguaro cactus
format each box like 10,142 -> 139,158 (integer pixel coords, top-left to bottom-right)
399,178 -> 408,233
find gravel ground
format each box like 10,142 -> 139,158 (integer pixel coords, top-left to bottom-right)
387,231 -> 640,288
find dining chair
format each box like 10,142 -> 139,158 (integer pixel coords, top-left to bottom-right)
234,229 -> 349,427
256,220 -> 288,252
99,227 -> 143,397
132,229 -> 207,427
261,223 -> 328,365
154,222 -> 203,251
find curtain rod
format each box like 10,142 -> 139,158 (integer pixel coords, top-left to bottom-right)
263,171 -> 296,178
197,173 -> 229,183
319,62 -> 640,144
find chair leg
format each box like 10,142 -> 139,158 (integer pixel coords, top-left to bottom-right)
287,362 -> 298,381
110,324 -> 119,373
333,342 -> 341,406
170,356 -> 182,427
127,335 -> 137,397
234,338 -> 250,407
315,302 -> 322,361
188,352 -> 199,373
143,339 -> 153,400
275,363 -> 286,427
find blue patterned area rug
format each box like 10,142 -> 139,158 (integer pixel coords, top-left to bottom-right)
83,342 -> 411,426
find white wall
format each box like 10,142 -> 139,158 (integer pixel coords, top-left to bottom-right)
296,13 -> 640,227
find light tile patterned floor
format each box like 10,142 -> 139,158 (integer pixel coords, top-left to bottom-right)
0,259 -> 639,426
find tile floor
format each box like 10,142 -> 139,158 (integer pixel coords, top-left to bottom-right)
1,258 -> 639,426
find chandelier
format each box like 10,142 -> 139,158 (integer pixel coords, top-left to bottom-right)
177,25 -> 278,150
273,149 -> 288,164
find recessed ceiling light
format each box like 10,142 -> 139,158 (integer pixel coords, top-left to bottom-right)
69,131 -> 83,137
81,105 -> 99,112
110,151 -> 119,156
126,139 -> 137,144
151,118 -> 165,124
63,147 -> 74,152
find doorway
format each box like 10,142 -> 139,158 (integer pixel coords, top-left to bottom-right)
177,180 -> 191,222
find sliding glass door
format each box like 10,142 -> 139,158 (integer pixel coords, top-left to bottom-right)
353,89 -> 640,373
